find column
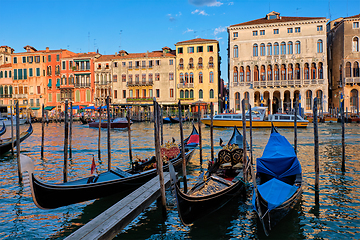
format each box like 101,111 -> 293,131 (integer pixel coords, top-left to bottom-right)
269,91 -> 273,114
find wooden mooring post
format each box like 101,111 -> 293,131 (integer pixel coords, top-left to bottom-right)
341,98 -> 346,172
41,104 -> 45,158
10,105 -> 14,155
69,102 -> 73,159
107,96 -> 111,171
16,102 -> 22,182
241,99 -> 247,182
63,100 -> 69,183
127,107 -> 133,166
249,104 -> 253,165
210,102 -> 214,163
197,103 -> 203,165
313,98 -> 319,205
179,100 -> 187,193
294,100 -> 298,154
98,105 -> 102,160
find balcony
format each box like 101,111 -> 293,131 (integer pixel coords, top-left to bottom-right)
177,83 -> 194,88
95,81 -> 111,86
0,94 -> 12,98
74,83 -> 91,88
127,80 -> 153,87
233,79 -> 325,88
208,63 -> 214,68
13,94 -> 28,99
344,77 -> 360,84
126,97 -> 153,102
60,84 -> 75,89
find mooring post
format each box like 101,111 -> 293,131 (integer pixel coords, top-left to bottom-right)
98,105 -> 102,160
313,98 -> 319,205
69,102 -> 73,159
160,106 -> 163,145
294,100 -> 298,154
127,107 -> 133,166
10,105 -> 14,155
178,100 -> 187,193
241,99 -> 247,182
197,103 -> 203,165
210,102 -> 214,163
16,102 -> 22,182
249,104 -> 253,165
41,104 -> 45,158
64,100 -> 69,183
107,96 -> 111,171
153,99 -> 166,217
341,98 -> 345,172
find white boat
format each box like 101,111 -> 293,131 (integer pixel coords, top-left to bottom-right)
0,117 -> 27,126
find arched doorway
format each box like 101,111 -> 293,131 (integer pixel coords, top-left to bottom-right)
284,90 -> 291,112
273,91 -> 281,113
350,89 -> 359,113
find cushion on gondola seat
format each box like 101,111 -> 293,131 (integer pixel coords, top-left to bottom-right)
220,162 -> 232,168
231,148 -> 243,166
218,149 -> 232,165
161,146 -> 180,160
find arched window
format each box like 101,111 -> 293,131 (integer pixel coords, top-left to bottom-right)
311,63 -> 317,79
281,42 -> 286,55
267,43 -> 272,55
260,43 -> 265,56
253,44 -> 258,57
254,66 -> 259,81
180,90 -> 184,98
246,66 -> 251,82
209,71 -> 214,83
233,67 -> 238,82
0,71 -> 2,78
267,65 -> 272,81
274,64 -> 279,80
210,89 -> 214,99
199,89 -> 203,99
244,92 -> 249,110
354,61 -> 360,77
190,90 -> 194,98
179,58 -> 184,69
185,73 -> 189,83
235,92 -> 240,110
86,89 -> 91,102
316,90 -> 323,109
281,64 -> 286,80
185,90 -> 189,98
0,86 -> 3,95
274,42 -> 279,55
306,90 -> 312,110
198,57 -> 203,69
295,63 -> 301,80
180,73 -> 184,83
346,62 -> 352,77
233,45 -> 238,58
260,65 -> 266,81
190,72 -> 194,83
350,89 -> 358,109
209,56 -> 214,68
288,41 -> 293,54
199,72 -> 203,83
288,64 -> 293,80
304,63 -> 309,79
295,41 -> 301,54
317,39 -> 323,53
189,58 -> 194,69
240,67 -> 244,82
318,62 -> 324,79
353,37 -> 359,52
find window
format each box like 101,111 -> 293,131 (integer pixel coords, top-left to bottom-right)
210,89 -> 214,99
197,46 -> 203,52
281,42 -> 286,55
209,72 -> 214,83
28,56 -> 33,63
233,67 -> 238,82
169,73 -> 174,81
149,73 -> 153,82
149,89 -> 153,97
260,43 -> 265,56
295,41 -> 301,54
113,74 -> 118,82
23,69 -> 27,79
274,42 -> 279,55
253,44 -> 258,56
69,61 -> 73,69
122,62 -> 126,67
156,60 -> 160,66
62,61 -> 66,70
37,85 -> 41,94
287,28 -> 293,33
114,90 -> 117,99
122,74 -> 126,82
114,62 -> 118,67
143,89 -> 146,98
353,22 -> 359,29
273,29 -> 279,34
169,59 -> 173,65
260,30 -> 265,35
199,72 -> 203,83
233,45 -> 238,58
180,90 -> 184,98
288,42 -> 293,54
267,43 -> 272,55
14,69 -> 17,80
18,69 -> 23,80
22,57 -> 26,63
142,74 -> 146,83
148,60 -> 153,67
35,56 -> 40,63
13,57 -> 17,63
199,89 -> 203,99
48,55 -> 51,62
56,55 -> 59,61
178,47 -> 183,54
295,27 -> 300,33
317,39 -> 323,53
317,25 -> 323,31
353,37 -> 359,52
123,90 -> 126,98
170,89 -> 174,98
155,73 -> 160,81
207,45 -> 213,52
233,32 -> 238,38
188,47 -> 194,53
156,89 -> 160,98
253,31 -> 258,36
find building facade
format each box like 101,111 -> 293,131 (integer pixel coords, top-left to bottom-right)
94,55 -> 114,106
327,14 -> 360,112
228,12 -> 329,114
175,38 -> 220,113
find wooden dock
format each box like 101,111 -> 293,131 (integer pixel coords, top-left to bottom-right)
65,172 -> 172,240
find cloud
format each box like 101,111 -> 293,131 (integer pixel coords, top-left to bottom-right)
183,28 -> 194,34
191,9 -> 209,16
189,0 -> 223,7
228,2 -> 233,5
214,26 -> 227,35
167,12 -> 182,22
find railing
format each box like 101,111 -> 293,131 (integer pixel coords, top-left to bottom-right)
60,84 -> 75,88
13,94 -> 28,98
177,83 -> 194,88
232,79 -> 326,88
344,77 -> 360,84
126,97 -> 153,102
127,81 -> 153,87
74,83 -> 91,88
0,94 -> 12,98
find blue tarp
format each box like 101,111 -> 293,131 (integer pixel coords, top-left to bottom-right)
252,178 -> 298,210
256,132 -> 301,179
84,106 -> 95,110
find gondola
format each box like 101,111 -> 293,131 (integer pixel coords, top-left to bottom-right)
22,125 -> 199,209
0,123 -> 33,155
88,117 -> 131,129
169,126 -> 247,225
0,122 -> 6,137
170,116 -> 188,123
163,117 -> 172,123
79,116 -> 93,124
252,125 -> 302,236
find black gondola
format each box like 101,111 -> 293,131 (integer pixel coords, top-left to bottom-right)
22,125 -> 199,209
169,126 -> 247,225
252,125 -> 302,236
170,116 -> 188,123
0,122 -> 5,137
79,116 -> 93,124
0,123 -> 33,155
163,117 -> 172,123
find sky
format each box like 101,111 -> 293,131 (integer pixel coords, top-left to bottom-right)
1,0 -> 360,84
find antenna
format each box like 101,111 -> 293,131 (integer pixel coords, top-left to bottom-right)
88,32 -> 90,53
328,0 -> 331,20
194,30 -> 197,38
119,30 -> 122,51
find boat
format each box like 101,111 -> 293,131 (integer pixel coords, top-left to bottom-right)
0,123 -> 33,155
170,116 -> 188,123
21,125 -> 199,209
0,122 -> 5,137
0,117 -> 27,126
79,116 -> 94,124
252,125 -> 302,236
88,117 -> 132,129
169,126 -> 247,225
163,117 -> 172,123
201,107 -> 308,128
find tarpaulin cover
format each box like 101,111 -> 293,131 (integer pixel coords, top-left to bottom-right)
252,178 -> 298,210
256,132 -> 301,179
187,134 -> 199,145
227,128 -> 249,150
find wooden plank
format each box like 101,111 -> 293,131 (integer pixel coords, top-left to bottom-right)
66,172 -> 172,240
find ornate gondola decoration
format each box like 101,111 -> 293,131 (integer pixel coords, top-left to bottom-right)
252,125 -> 302,236
22,125 -> 199,209
0,123 -> 33,155
0,122 -> 6,137
169,126 -> 247,225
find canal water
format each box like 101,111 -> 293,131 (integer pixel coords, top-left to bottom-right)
0,121 -> 359,239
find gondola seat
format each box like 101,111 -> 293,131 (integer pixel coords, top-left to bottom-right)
231,148 -> 243,166
218,149 -> 232,165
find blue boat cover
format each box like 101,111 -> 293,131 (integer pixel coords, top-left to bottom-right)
256,132 -> 301,179
253,178 -> 298,210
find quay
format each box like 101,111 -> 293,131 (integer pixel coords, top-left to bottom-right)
65,172 -> 173,240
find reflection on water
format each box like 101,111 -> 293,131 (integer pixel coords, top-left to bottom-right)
0,122 -> 359,239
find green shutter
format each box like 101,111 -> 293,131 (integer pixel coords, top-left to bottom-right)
14,69 -> 17,80
76,90 -> 80,102
23,69 -> 27,79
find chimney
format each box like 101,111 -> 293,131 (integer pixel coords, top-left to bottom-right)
46,47 -> 50,52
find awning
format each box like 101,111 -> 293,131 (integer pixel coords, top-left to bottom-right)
44,106 -> 55,110
30,107 -> 40,110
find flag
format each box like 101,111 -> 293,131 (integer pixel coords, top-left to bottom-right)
91,155 -> 96,175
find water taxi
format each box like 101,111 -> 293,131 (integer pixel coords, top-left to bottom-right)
201,107 -> 308,128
